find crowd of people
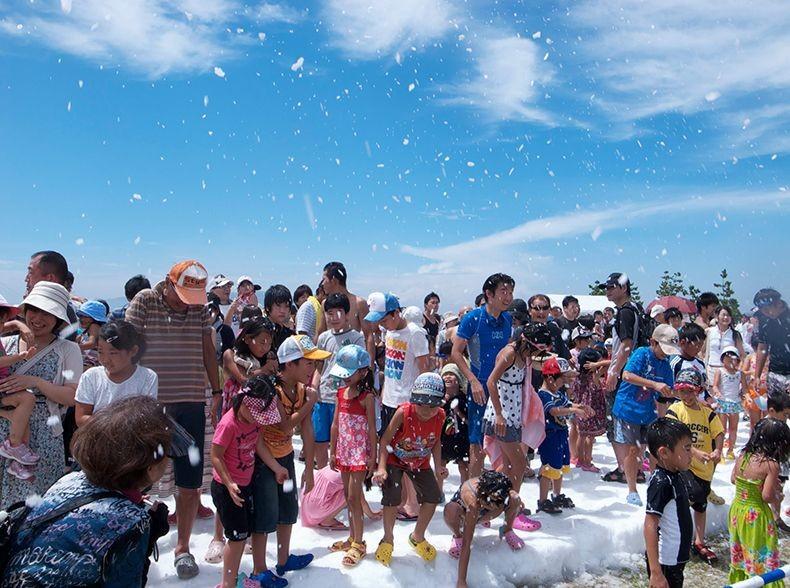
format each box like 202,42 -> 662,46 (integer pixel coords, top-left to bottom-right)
0,251 -> 789,587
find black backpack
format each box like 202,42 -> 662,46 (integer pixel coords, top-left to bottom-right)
0,491 -> 117,576
618,301 -> 654,349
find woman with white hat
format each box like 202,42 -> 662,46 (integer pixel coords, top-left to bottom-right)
0,281 -> 82,505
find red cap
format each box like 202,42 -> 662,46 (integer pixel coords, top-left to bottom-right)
542,357 -> 561,377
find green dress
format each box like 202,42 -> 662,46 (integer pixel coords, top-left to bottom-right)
728,452 -> 783,586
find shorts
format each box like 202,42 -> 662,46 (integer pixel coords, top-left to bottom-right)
768,372 -> 790,396
538,429 -> 570,471
645,555 -> 686,588
379,404 -> 398,437
681,471 -> 710,513
164,401 -> 206,489
381,465 -> 442,506
252,452 -> 298,534
482,420 -> 522,443
312,402 -> 335,443
605,384 -> 620,443
715,399 -> 742,414
211,479 -> 253,541
467,394 -> 487,446
612,417 -> 650,446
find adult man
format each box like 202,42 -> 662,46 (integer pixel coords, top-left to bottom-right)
528,294 -> 570,360
208,274 -> 233,314
451,273 -> 514,478
556,295 -> 581,344
694,292 -> 719,330
125,260 -> 220,580
321,261 -> 373,360
754,288 -> 790,396
111,274 -> 151,320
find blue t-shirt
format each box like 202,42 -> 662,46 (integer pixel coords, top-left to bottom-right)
612,346 -> 674,425
456,305 -> 512,393
538,387 -> 572,433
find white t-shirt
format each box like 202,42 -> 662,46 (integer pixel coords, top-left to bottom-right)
706,327 -> 738,368
382,322 -> 429,408
316,328 -> 365,404
75,365 -> 158,412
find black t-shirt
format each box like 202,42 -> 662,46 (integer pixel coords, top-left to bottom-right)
555,316 -> 579,346
757,306 -> 790,375
615,301 -> 639,344
423,314 -> 439,347
547,320 -> 571,360
272,323 -> 295,353
646,467 -> 693,566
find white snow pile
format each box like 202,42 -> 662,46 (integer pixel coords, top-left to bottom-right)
147,424 -> 751,587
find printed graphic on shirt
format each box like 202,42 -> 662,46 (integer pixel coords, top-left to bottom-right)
385,337 -> 408,381
393,432 -> 437,463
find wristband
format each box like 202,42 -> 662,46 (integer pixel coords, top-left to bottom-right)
212,389 -> 222,396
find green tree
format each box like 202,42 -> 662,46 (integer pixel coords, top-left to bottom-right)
714,269 -> 741,320
631,284 -> 644,305
687,284 -> 701,302
588,280 -> 606,296
656,271 -> 687,297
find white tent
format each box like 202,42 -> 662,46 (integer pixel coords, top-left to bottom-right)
547,294 -> 609,314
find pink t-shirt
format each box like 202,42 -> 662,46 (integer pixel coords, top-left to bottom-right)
212,409 -> 260,487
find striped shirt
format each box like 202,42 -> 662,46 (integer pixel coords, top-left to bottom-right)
125,282 -> 211,404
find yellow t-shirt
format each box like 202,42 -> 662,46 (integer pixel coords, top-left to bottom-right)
666,400 -> 724,481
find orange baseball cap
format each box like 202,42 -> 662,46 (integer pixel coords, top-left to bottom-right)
168,260 -> 208,305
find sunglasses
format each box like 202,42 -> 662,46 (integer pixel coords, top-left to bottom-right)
531,305 -> 550,311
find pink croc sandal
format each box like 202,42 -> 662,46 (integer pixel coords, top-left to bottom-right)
448,536 -> 464,559
513,513 -> 541,532
502,530 -> 525,551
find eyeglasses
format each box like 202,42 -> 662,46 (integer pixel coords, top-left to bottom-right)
531,305 -> 550,311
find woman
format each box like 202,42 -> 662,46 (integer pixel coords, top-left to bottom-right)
2,396 -> 186,586
705,305 -> 745,387
0,281 -> 82,505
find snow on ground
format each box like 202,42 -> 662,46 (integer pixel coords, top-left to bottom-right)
148,422 -> 753,587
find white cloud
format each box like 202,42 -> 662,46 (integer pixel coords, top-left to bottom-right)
323,0 -> 455,59
573,0 -> 790,122
442,35 -> 554,124
255,3 -> 304,24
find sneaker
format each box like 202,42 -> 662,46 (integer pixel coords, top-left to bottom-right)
275,553 -> 314,575
552,493 -> 575,509
0,439 -> 40,466
537,498 -> 562,515
249,570 -> 288,588
626,492 -> 642,506
6,460 -> 35,481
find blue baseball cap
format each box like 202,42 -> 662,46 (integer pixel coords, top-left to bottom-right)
364,292 -> 401,322
77,300 -> 108,324
329,344 -> 371,379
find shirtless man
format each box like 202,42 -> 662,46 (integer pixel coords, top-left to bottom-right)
320,261 -> 374,361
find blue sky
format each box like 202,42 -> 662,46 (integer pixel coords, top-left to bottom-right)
1,0 -> 788,310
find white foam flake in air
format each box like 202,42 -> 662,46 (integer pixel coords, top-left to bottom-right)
60,0 -> 72,14
213,66 -> 225,78
408,82 -> 416,92
532,31 -> 541,39
25,494 -> 43,508
258,32 -> 266,41
705,91 -> 720,102
134,236 -> 141,245
591,226 -> 603,241
132,193 -> 142,201
75,237 -> 84,246
291,57 -> 304,71
187,445 -> 200,466
283,479 -> 294,493
203,95 -> 209,108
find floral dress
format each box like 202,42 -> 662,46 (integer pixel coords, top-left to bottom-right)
0,337 -> 68,508
335,388 -> 371,472
728,452 -> 782,586
570,374 -> 606,436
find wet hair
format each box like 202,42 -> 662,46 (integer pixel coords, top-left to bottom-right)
562,295 -> 579,309
767,392 -> 790,414
64,271 -> 75,291
520,323 -> 553,357
294,284 -> 312,303
664,307 -> 683,321
424,292 -> 440,306
742,418 -> 790,465
324,292 -> 351,314
99,320 -> 146,363
31,250 -> 69,285
577,347 -> 602,374
678,323 -> 706,343
438,340 -> 453,358
646,417 -> 692,460
578,314 -> 596,330
696,292 -> 719,313
323,261 -> 348,287
754,288 -> 782,308
482,273 -> 515,303
71,396 -> 171,492
476,470 -> 512,508
263,284 -> 292,312
474,293 -> 486,307
235,317 -> 276,358
125,274 -> 151,301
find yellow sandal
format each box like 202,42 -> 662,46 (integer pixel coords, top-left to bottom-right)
375,541 -> 393,566
342,541 -> 366,567
329,538 -> 352,552
408,534 -> 437,562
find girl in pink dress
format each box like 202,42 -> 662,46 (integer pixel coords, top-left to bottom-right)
329,344 -> 377,567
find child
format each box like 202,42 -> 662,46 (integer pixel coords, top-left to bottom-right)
644,418 -> 694,588
76,300 -> 108,369
728,418 -> 790,587
211,376 -> 284,588
0,296 -> 39,479
373,372 -> 447,567
764,392 -> 790,531
712,346 -> 747,460
328,344 -> 377,567
571,348 -> 607,472
665,369 -> 725,565
669,324 -> 709,407
536,357 -> 592,514
742,348 -> 769,431
440,363 -> 469,495
221,316 -> 276,415
312,293 -> 365,469
611,324 -> 678,506
251,335 -> 330,586
74,320 -> 157,427
444,470 -> 525,588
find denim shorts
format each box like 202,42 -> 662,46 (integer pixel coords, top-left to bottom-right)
467,394 -> 487,446
311,402 -> 335,443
